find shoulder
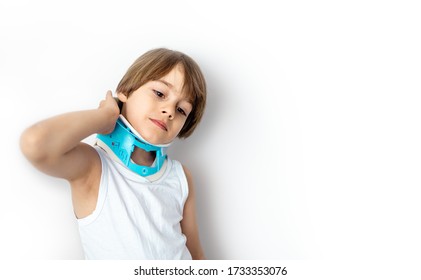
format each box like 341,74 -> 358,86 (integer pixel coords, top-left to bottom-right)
182,164 -> 193,180
181,164 -> 195,193
70,144 -> 102,186
169,159 -> 193,185
70,144 -> 103,219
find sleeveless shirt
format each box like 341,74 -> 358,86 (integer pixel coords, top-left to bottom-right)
77,146 -> 192,260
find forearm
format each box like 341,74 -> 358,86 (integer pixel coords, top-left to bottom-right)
20,107 -> 117,162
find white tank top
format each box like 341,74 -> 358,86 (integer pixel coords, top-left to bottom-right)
77,146 -> 192,260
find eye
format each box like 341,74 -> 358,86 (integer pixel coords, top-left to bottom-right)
177,107 -> 187,116
153,90 -> 165,98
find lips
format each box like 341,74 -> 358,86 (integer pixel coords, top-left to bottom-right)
149,118 -> 168,131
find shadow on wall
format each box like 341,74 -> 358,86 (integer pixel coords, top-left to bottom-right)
169,68 -> 225,259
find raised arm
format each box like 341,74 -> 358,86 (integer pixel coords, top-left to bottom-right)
20,91 -> 119,182
20,91 -> 120,218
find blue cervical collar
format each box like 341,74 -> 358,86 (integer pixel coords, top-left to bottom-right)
96,116 -> 168,176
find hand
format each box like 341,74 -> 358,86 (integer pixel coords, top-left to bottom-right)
97,90 -> 120,134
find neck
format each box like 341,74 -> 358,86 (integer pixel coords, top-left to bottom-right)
131,147 -> 156,166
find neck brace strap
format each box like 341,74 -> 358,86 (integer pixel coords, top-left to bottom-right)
96,115 -> 169,177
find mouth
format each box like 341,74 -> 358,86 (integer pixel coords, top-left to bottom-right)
149,118 -> 168,131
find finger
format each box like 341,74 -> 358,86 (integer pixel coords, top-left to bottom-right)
106,90 -> 113,99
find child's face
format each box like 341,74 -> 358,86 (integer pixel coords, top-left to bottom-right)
118,65 -> 192,145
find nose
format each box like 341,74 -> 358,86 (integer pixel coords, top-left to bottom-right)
161,108 -> 174,120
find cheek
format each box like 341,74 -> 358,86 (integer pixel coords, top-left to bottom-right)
126,103 -> 139,119
126,95 -> 150,116
173,119 -> 187,134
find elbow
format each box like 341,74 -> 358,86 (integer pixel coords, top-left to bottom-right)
20,125 -> 49,163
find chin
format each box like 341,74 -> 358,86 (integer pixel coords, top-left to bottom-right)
140,133 -> 164,146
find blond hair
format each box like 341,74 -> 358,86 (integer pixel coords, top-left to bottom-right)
116,48 -> 207,138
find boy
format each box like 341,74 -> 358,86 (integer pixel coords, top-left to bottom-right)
20,48 -> 206,260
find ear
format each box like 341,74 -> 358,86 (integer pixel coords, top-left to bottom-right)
117,92 -> 128,102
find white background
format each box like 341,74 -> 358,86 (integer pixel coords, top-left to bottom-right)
1,0 -> 420,261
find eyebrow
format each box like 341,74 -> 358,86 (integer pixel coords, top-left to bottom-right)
156,79 -> 173,89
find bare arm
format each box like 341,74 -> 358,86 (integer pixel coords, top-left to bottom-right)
20,91 -> 119,217
181,165 -> 205,260
20,91 -> 119,180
